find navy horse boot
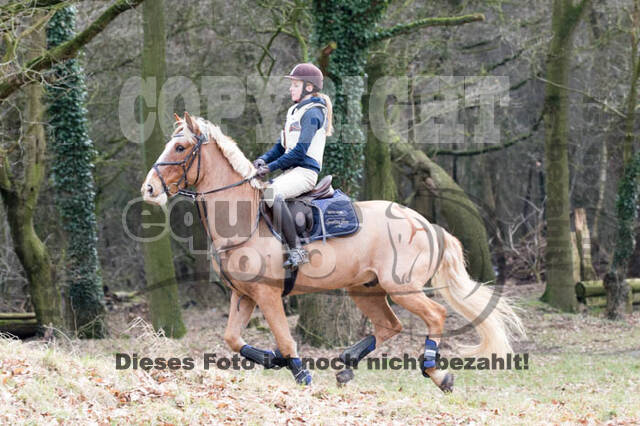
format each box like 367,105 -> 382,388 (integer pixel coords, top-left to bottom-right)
240,345 -> 311,385
421,336 -> 454,393
335,335 -> 376,385
240,345 -> 288,369
286,357 -> 312,385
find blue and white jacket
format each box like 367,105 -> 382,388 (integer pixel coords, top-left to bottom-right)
259,97 -> 328,173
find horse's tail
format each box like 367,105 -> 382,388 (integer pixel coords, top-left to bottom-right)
432,230 -> 525,358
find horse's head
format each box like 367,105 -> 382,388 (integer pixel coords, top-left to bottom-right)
141,112 -> 207,205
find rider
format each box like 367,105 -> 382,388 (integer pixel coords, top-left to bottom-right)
253,63 -> 333,270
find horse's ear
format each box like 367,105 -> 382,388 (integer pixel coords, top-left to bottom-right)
174,113 -> 181,122
183,111 -> 200,135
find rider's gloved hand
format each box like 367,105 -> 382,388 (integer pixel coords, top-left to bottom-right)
253,158 -> 266,169
256,164 -> 270,178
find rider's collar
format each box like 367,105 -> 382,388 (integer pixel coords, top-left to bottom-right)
294,96 -> 326,111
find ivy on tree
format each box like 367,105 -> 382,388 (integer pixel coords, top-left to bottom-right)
46,6 -> 106,338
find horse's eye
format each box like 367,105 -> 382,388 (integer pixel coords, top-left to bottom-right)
175,145 -> 185,153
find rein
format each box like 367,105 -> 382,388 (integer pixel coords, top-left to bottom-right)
178,177 -> 255,200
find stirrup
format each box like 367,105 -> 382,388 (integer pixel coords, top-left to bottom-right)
283,248 -> 309,269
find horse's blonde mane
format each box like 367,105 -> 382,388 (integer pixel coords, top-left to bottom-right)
174,116 -> 264,189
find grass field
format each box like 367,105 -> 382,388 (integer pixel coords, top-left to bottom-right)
1,283 -> 639,424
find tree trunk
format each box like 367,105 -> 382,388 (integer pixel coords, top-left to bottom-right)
0,15 -> 63,332
363,52 -> 397,202
603,272 -> 632,319
588,0 -> 612,263
141,0 -> 186,338
491,157 -> 510,286
311,0 -> 389,197
574,208 -> 597,281
47,6 -> 106,338
576,279 -> 640,299
0,313 -> 38,338
1,192 -> 63,331
591,136 -> 607,246
629,217 -> 640,277
540,0 -> 591,312
605,151 -> 640,319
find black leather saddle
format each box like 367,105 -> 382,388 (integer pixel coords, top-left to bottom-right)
260,175 -> 335,240
297,174 -> 335,201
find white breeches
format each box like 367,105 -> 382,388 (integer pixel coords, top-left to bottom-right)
264,167 -> 318,208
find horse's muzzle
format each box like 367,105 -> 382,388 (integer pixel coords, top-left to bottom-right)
141,173 -> 168,205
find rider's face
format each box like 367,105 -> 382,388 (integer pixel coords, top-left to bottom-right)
289,79 -> 304,102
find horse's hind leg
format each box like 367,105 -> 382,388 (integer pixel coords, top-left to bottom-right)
388,289 -> 454,393
347,284 -> 403,351
336,285 -> 403,383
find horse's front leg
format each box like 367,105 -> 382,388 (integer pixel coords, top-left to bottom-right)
255,287 -> 312,385
223,290 -> 256,352
224,290 -> 285,368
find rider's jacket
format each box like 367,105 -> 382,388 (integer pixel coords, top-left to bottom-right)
259,96 -> 328,173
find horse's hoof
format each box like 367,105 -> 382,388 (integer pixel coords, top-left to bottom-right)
296,370 -> 312,386
336,368 -> 354,386
439,372 -> 454,393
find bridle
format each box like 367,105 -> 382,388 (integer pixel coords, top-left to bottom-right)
152,131 -> 256,200
152,132 -> 207,197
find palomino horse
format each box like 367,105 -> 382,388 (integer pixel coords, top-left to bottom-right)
141,112 -> 525,392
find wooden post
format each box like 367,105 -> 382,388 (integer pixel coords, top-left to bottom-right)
571,232 -> 581,284
574,208 -> 597,281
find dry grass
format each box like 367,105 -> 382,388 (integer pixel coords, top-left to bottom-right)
1,283 -> 639,425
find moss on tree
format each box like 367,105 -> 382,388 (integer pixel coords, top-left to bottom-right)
389,132 -> 495,283
140,0 -> 186,338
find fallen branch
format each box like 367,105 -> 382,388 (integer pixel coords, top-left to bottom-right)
0,312 -> 38,338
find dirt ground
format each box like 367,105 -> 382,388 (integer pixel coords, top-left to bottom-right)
1,281 -> 639,424
100,281 -> 640,362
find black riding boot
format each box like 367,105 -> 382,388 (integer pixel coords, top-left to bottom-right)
273,194 -> 309,269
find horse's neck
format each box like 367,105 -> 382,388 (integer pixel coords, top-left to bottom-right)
196,143 -> 260,246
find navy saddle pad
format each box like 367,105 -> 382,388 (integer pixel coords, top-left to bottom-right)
264,189 -> 360,244
305,189 -> 359,243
